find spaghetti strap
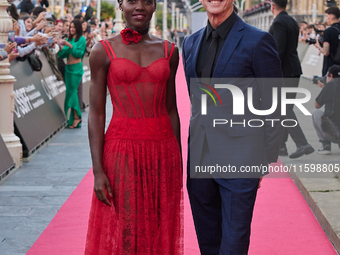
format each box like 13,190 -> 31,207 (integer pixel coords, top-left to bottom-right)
100,40 -> 113,61
168,43 -> 175,60
164,40 -> 168,58
104,39 -> 117,58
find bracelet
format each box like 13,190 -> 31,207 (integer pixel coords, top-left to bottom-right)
28,38 -> 31,43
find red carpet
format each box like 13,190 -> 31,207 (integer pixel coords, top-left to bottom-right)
27,57 -> 337,255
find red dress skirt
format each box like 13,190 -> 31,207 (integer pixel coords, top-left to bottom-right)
84,40 -> 183,255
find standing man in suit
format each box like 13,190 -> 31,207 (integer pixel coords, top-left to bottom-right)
182,0 -> 284,254
269,0 -> 314,159
85,0 -> 97,21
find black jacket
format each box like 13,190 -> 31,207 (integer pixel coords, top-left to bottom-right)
20,0 -> 34,14
269,11 -> 302,77
40,0 -> 49,8
85,5 -> 93,21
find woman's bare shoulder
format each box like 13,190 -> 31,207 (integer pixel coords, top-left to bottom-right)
89,41 -> 110,67
106,34 -> 123,44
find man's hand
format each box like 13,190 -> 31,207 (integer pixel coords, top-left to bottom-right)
317,80 -> 325,88
258,177 -> 263,189
315,38 -> 330,57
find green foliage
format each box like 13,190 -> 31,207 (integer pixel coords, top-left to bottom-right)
156,3 -> 171,31
94,2 -> 115,20
189,0 -> 205,12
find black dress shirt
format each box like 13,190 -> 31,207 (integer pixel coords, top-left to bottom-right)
196,11 -> 238,78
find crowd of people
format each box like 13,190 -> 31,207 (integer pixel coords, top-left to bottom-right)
4,1 -> 127,128
296,6 -> 340,154
3,1 -> 123,63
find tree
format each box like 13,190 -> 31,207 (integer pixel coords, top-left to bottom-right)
156,3 -> 171,31
94,2 -> 115,21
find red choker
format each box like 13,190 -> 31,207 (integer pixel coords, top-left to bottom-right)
120,28 -> 142,45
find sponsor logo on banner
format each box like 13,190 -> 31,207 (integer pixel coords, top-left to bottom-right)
14,84 -> 45,118
41,75 -> 66,100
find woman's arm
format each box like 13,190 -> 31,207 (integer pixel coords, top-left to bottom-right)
69,36 -> 86,58
165,43 -> 181,154
58,40 -> 71,58
88,41 -> 113,207
26,28 -> 37,37
32,12 -> 46,29
17,43 -> 36,57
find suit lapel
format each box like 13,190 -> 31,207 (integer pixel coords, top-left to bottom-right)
212,17 -> 244,82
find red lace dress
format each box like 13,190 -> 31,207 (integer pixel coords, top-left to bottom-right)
84,40 -> 183,255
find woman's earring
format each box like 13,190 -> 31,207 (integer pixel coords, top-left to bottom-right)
119,6 -> 123,10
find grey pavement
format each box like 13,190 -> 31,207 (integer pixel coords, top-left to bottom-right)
0,98 -> 113,255
280,75 -> 340,254
279,43 -> 340,254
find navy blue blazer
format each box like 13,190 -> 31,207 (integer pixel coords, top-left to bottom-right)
182,16 -> 284,177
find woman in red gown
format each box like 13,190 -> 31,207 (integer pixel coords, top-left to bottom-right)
84,0 -> 183,253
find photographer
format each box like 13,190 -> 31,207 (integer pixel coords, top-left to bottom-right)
315,6 -> 340,76
312,65 -> 340,154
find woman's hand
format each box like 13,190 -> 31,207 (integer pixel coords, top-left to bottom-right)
34,36 -> 48,46
36,20 -> 46,31
94,171 -> 113,206
8,51 -> 19,62
60,40 -> 71,47
4,42 -> 16,54
31,34 -> 44,43
13,21 -> 20,36
37,11 -> 47,22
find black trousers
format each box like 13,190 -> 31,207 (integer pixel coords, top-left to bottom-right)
281,76 -> 308,148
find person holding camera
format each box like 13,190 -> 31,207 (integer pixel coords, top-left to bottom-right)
312,65 -> 340,154
315,7 -> 340,76
269,0 -> 314,158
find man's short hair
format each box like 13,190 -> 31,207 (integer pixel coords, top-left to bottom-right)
74,14 -> 83,20
326,6 -> 340,19
272,0 -> 287,9
32,6 -> 46,16
328,65 -> 340,78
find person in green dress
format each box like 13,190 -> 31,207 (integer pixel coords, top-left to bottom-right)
58,19 -> 86,128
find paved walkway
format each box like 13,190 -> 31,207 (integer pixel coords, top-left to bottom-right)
0,100 -> 108,254
280,76 -> 340,253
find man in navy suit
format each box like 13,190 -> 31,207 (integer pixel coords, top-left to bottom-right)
182,0 -> 284,254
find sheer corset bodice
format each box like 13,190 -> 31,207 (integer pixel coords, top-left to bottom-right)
101,40 -> 176,141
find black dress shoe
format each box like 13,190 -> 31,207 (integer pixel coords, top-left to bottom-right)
278,146 -> 288,156
289,144 -> 315,159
